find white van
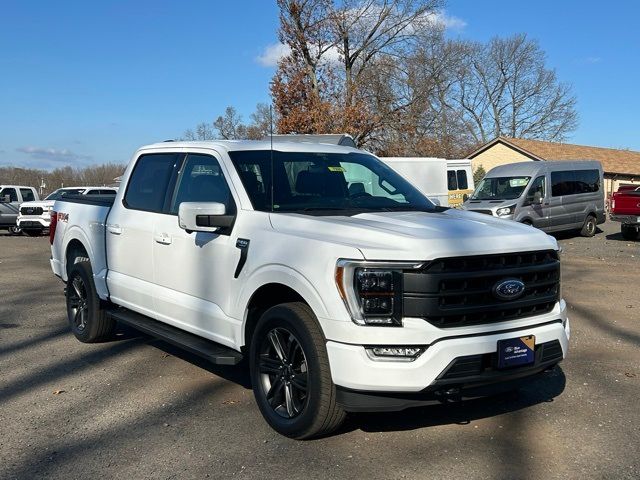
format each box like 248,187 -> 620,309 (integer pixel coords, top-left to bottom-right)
379,157 -> 449,206
446,159 -> 474,207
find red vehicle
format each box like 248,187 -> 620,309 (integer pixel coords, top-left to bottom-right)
610,185 -> 640,240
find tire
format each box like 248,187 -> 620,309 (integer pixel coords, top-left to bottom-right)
66,261 -> 115,343
580,215 -> 597,237
8,226 -> 21,235
249,302 -> 345,439
621,225 -> 638,240
23,229 -> 43,237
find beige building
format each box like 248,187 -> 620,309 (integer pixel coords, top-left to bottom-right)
467,137 -> 640,196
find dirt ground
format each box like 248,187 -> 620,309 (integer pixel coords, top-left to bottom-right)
0,220 -> 638,480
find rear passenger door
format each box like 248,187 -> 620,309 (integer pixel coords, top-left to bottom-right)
550,171 -> 576,228
151,152 -> 240,346
106,153 -> 182,317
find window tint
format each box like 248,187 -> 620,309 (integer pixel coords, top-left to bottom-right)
456,170 -> 468,190
170,154 -> 235,214
124,153 -> 179,212
574,169 -> 600,193
0,188 -> 18,202
99,189 -> 117,195
20,188 -> 35,202
86,190 -> 101,195
526,175 -> 545,202
551,171 -> 575,196
447,170 -> 457,190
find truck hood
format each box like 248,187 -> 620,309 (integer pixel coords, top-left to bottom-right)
19,200 -> 54,209
270,209 -> 558,260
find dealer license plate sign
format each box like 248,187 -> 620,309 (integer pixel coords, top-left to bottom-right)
497,335 -> 535,368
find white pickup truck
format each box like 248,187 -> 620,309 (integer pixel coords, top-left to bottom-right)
50,140 -> 570,439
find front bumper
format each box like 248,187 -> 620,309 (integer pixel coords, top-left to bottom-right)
17,215 -> 50,229
326,303 -> 569,396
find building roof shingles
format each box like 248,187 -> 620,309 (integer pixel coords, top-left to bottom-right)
471,136 -> 640,176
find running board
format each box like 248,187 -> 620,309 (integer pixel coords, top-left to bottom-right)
108,308 -> 243,365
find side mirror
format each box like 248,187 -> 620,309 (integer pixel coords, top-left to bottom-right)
0,195 -> 10,203
534,191 -> 543,204
178,202 -> 234,233
462,194 -> 469,202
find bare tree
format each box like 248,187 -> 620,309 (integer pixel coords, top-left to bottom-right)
455,34 -> 578,143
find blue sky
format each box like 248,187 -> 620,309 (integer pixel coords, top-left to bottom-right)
1,0 -> 639,169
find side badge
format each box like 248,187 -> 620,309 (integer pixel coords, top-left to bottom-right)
234,238 -> 250,278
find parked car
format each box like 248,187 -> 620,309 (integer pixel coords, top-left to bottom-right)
463,160 -> 605,237
50,141 -> 569,439
17,186 -> 117,236
610,185 -> 640,240
0,185 -> 39,234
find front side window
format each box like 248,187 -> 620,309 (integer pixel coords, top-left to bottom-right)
20,189 -> 35,202
0,188 -> 18,202
447,170 -> 457,191
124,153 -> 180,212
228,150 -> 435,214
170,154 -> 235,214
471,177 -> 531,200
526,175 -> 546,202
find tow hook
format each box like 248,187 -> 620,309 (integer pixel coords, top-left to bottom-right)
435,387 -> 462,403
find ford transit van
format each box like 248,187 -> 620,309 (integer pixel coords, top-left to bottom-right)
463,160 -> 605,236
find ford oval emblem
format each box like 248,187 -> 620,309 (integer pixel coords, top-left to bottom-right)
493,278 -> 526,301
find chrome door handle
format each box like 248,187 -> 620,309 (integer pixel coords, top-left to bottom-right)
107,224 -> 122,235
154,233 -> 172,245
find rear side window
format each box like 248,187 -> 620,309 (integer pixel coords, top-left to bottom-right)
170,153 -> 235,214
456,170 -> 468,190
124,153 -> 180,212
99,189 -> 117,195
20,188 -> 35,202
551,169 -> 600,196
86,190 -> 101,195
0,187 -> 18,202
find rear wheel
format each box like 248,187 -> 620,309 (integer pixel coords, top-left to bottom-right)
250,302 -> 345,439
621,224 -> 638,240
580,215 -> 597,237
66,261 -> 116,342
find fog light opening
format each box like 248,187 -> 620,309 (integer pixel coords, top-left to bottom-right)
366,346 -> 426,361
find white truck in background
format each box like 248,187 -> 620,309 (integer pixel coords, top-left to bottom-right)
50,140 -> 569,439
17,186 -> 117,236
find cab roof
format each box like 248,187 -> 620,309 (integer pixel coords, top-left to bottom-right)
138,140 -> 364,155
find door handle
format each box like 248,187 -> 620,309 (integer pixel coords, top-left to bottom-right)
154,233 -> 172,245
107,224 -> 122,235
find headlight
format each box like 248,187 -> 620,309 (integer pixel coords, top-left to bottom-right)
335,260 -> 422,326
496,204 -> 516,216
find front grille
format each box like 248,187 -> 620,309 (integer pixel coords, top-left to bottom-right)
469,209 -> 494,215
403,250 -> 560,328
20,206 -> 43,215
439,339 -> 564,380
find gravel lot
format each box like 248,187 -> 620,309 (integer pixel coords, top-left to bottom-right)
0,220 -> 638,480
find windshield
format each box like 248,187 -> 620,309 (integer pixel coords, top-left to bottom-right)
45,188 -> 85,200
228,150 -> 435,214
471,176 -> 531,200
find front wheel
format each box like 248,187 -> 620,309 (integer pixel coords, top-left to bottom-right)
580,215 -> 597,237
66,261 -> 115,343
8,226 -> 21,235
250,302 -> 345,439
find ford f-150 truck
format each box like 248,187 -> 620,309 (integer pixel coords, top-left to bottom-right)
50,140 -> 570,439
0,185 -> 39,233
610,185 -> 640,240
18,186 -> 117,236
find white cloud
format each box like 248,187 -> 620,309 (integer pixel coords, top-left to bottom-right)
256,43 -> 292,67
427,11 -> 467,32
17,146 -> 92,163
